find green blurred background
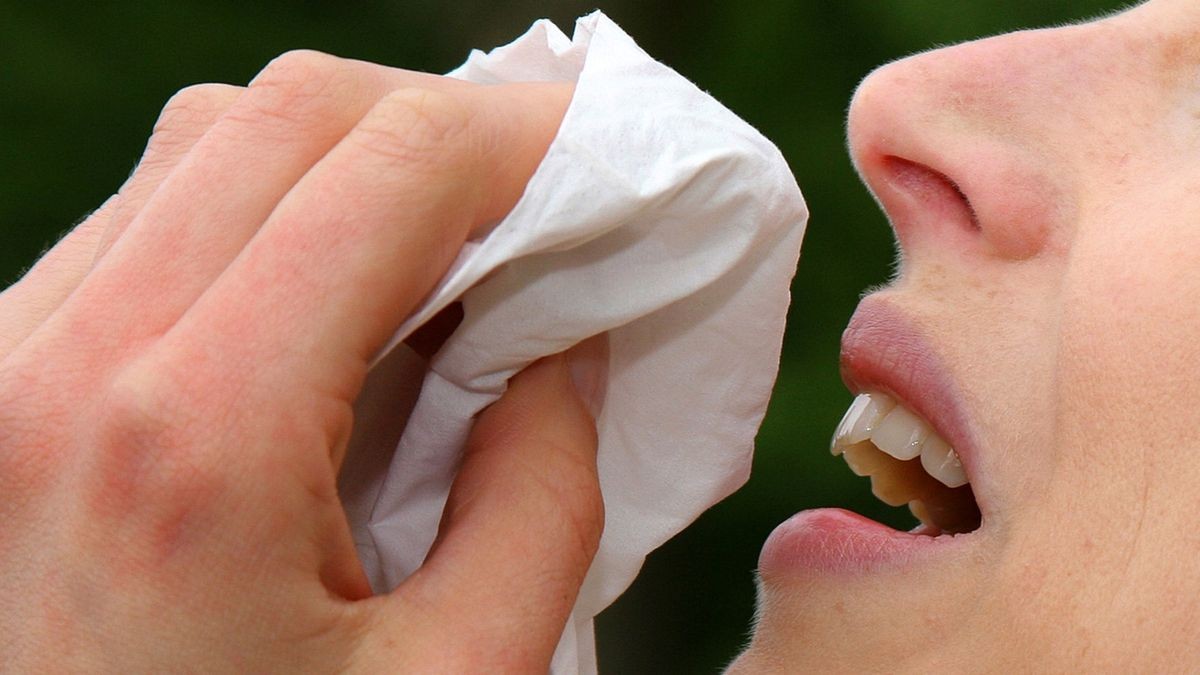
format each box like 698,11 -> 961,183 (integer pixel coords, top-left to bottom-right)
1,1 -> 1126,671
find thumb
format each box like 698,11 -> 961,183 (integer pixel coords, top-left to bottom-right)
360,352 -> 603,671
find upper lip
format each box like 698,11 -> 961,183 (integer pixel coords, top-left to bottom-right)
839,295 -> 992,521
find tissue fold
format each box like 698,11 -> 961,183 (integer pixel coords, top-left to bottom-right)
337,11 -> 808,674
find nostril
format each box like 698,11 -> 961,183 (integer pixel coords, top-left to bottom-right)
882,156 -> 980,235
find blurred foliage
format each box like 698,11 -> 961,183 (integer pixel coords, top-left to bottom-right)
1,1 -> 1128,672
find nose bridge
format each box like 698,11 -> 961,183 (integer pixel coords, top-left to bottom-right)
849,18 -> 1118,166
924,32 -> 1074,137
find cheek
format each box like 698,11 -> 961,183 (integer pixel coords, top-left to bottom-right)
1062,238 -> 1200,500
1059,210 -> 1200,450
1047,203 -> 1200,621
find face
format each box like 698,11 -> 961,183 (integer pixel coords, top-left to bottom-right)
730,0 -> 1200,670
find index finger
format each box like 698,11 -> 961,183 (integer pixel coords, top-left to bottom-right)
159,81 -> 573,403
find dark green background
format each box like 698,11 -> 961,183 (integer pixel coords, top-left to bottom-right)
1,1 -> 1126,672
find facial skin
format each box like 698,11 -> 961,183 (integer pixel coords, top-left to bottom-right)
730,0 -> 1200,671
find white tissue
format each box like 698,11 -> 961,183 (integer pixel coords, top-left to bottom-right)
338,11 -> 807,673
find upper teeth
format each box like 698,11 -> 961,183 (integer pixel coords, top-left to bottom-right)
830,392 -> 967,489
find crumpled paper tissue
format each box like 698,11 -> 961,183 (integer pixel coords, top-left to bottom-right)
336,10 -> 807,674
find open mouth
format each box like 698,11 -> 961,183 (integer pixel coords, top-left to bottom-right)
830,391 -> 981,536
760,288 -> 986,577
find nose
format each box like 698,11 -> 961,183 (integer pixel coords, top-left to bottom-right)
846,16 -> 1133,262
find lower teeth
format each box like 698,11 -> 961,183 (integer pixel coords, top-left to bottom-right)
844,439 -> 980,534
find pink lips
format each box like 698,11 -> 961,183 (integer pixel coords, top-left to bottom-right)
758,508 -> 961,579
758,296 -> 984,577
838,297 -> 980,489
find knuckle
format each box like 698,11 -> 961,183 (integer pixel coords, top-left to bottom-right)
100,360 -> 186,451
91,360 -> 216,509
144,84 -> 240,162
255,48 -> 339,89
350,88 -> 475,169
554,460 -> 605,560
241,49 -> 346,130
520,436 -> 605,562
153,83 -> 239,137
83,361 -> 238,568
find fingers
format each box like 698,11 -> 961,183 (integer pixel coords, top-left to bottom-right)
41,52 -> 474,363
0,83 -> 241,362
358,354 -> 602,671
12,50 -> 570,472
0,199 -> 112,360
93,83 -> 244,261
165,80 -> 573,400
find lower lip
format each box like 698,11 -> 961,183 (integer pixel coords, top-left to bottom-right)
758,508 -> 966,578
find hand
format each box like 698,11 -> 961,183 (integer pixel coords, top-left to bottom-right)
0,50 -> 602,672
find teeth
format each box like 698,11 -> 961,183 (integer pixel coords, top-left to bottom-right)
830,391 -> 977,533
830,393 -> 895,455
841,441 -> 889,477
919,435 -> 967,488
870,406 -> 930,460
909,500 -> 933,528
867,449 -> 934,507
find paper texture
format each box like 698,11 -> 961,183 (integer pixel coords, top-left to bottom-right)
337,11 -> 808,673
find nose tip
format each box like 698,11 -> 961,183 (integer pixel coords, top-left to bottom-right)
846,60 -> 991,258
846,31 -> 1078,261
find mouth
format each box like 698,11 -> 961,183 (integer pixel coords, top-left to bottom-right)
759,298 -> 987,575
835,297 -> 985,537
830,390 -> 979,536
